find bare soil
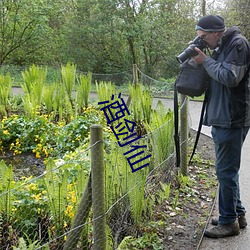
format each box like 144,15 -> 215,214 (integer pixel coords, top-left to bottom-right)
159,130 -> 217,250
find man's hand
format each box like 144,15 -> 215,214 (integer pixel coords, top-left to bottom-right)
192,47 -> 207,64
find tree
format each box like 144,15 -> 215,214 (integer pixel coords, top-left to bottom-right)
220,0 -> 250,39
0,0 -> 48,65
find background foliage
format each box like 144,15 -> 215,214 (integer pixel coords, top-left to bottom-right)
1,0 -> 248,80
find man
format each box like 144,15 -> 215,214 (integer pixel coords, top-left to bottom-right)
192,15 -> 250,238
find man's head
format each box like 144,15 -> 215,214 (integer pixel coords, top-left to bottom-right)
195,15 -> 225,49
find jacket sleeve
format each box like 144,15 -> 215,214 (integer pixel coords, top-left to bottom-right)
203,37 -> 250,87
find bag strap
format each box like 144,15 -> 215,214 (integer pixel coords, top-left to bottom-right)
174,80 -> 180,168
188,91 -> 208,164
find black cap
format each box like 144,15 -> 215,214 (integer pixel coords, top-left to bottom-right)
195,15 -> 225,32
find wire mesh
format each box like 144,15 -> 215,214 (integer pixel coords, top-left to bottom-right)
0,66 -> 190,249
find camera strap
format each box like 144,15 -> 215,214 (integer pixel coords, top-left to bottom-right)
174,85 -> 208,168
189,91 -> 208,164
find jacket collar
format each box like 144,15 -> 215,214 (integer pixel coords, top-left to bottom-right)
212,26 -> 241,58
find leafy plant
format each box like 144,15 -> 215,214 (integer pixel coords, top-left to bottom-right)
60,62 -> 76,102
145,100 -> 174,165
21,65 -> 47,118
96,81 -> 116,104
43,84 -> 56,114
12,176 -> 48,241
117,233 -> 163,250
0,161 -> 15,222
0,73 -> 12,117
158,182 -> 171,203
76,72 -> 92,111
129,83 -> 153,128
13,236 -> 42,250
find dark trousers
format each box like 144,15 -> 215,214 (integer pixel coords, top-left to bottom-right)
211,126 -> 249,225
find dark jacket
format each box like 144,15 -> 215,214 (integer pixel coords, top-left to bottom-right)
203,26 -> 250,128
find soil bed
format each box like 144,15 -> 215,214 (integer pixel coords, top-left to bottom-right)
160,130 -> 217,250
0,152 -> 45,180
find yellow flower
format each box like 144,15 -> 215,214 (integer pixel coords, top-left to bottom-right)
32,193 -> 42,201
26,183 -> 37,191
71,195 -> 76,204
3,130 -> 9,135
36,152 -> 41,159
12,207 -> 17,212
43,147 -> 49,157
65,205 -> 74,218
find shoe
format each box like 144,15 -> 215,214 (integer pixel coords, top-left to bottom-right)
204,222 -> 240,238
211,214 -> 247,229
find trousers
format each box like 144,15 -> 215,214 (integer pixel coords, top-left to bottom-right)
211,126 -> 249,225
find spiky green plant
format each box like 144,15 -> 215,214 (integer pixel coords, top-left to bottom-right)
105,134 -> 149,227
43,159 -> 68,231
60,62 -> 76,102
52,82 -> 73,122
43,84 -> 55,114
0,161 -> 14,222
129,83 -> 152,134
76,72 -> 92,112
145,100 -> 174,165
96,81 -> 116,104
21,65 -> 47,118
0,73 -> 12,116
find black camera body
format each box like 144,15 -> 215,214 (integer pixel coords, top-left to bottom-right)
176,36 -> 208,63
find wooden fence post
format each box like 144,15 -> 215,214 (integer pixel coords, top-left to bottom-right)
180,94 -> 188,176
91,124 -> 106,250
126,64 -> 138,107
133,63 -> 138,86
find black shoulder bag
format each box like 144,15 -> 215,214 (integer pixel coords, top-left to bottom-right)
175,58 -> 208,97
174,58 -> 210,168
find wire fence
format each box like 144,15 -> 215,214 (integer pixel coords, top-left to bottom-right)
0,66 -> 191,249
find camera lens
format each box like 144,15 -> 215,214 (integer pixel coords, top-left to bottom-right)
176,45 -> 198,63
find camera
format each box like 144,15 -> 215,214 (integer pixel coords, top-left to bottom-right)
176,36 -> 208,64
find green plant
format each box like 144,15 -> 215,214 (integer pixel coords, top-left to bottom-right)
117,233 -> 163,250
145,100 -> 174,165
157,182 -> 171,204
43,84 -> 56,114
129,83 -> 153,127
76,72 -> 92,111
96,81 -> 116,104
12,176 -> 49,241
0,73 -> 12,117
178,173 -> 191,189
13,233 -> 49,250
172,190 -> 180,210
0,161 -> 15,222
43,159 -> 69,224
60,62 -> 76,102
21,65 -> 47,118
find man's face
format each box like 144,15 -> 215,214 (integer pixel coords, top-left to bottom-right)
196,30 -> 222,49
